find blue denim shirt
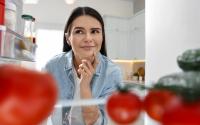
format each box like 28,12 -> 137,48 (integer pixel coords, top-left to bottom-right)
44,50 -> 122,125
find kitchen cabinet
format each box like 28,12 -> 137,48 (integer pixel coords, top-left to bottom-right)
104,15 -> 128,59
129,10 -> 145,60
104,9 -> 145,60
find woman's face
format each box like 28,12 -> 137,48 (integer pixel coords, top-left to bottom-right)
67,15 -> 103,62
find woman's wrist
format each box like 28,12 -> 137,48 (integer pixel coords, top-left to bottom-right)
80,80 -> 91,88
80,83 -> 92,99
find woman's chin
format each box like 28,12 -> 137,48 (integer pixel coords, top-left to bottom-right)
81,54 -> 94,62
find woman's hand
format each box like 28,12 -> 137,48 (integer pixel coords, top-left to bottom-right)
77,52 -> 100,124
77,52 -> 99,86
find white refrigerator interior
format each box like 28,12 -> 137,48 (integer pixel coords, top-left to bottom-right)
146,0 -> 200,125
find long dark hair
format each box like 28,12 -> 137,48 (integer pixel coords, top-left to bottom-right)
63,6 -> 107,56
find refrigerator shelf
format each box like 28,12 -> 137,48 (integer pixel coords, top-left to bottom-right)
0,25 -> 36,62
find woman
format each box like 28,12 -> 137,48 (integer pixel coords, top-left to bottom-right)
45,6 -> 122,125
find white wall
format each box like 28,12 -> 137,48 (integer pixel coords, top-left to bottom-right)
35,29 -> 63,70
146,0 -> 200,125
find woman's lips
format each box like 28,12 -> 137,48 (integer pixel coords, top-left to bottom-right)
81,46 -> 95,50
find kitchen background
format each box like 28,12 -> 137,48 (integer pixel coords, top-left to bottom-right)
1,0 -> 145,84
24,0 -> 145,83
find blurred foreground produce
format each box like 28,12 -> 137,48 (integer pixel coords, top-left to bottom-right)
146,48 -> 200,125
106,88 -> 142,125
0,64 -> 58,125
143,89 -> 179,122
162,99 -> 200,125
107,48 -> 200,125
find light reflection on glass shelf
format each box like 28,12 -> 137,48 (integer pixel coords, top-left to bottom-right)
40,97 -> 144,125
55,99 -> 106,108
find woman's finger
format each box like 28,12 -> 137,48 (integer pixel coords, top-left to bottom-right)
79,63 -> 91,75
82,60 -> 94,73
78,67 -> 88,77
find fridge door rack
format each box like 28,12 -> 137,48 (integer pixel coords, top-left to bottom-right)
0,25 -> 36,61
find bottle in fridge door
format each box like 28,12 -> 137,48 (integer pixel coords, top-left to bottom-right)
21,14 -> 35,44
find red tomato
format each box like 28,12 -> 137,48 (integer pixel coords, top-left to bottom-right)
106,91 -> 142,124
162,100 -> 200,125
143,90 -> 180,122
0,64 -> 58,125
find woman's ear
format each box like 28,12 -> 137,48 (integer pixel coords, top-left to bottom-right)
65,33 -> 71,46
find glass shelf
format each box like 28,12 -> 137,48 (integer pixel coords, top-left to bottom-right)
40,87 -> 145,125
0,25 -> 36,62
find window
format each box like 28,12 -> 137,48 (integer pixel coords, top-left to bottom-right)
35,29 -> 63,70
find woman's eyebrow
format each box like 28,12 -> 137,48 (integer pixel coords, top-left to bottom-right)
91,28 -> 102,30
74,27 -> 84,30
73,27 -> 102,30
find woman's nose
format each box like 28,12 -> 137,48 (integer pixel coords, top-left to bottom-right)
84,33 -> 93,41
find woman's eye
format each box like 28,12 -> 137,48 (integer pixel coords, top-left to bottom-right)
91,30 -> 100,34
74,30 -> 83,34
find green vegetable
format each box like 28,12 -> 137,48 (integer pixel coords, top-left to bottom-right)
156,72 -> 200,102
177,48 -> 200,71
